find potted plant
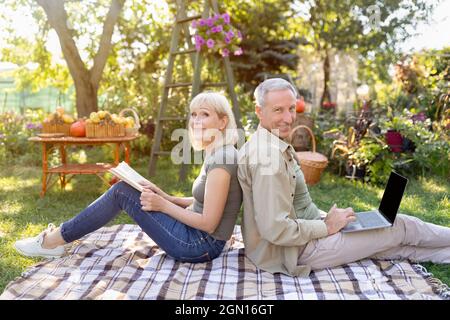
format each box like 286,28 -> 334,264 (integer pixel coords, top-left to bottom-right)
383,114 -> 407,153
345,162 -> 366,179
383,110 -> 430,153
385,129 -> 403,152
331,129 -> 368,180
347,137 -> 388,181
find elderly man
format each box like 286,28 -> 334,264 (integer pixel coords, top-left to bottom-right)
237,78 -> 450,276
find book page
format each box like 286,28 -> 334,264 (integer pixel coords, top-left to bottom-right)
109,161 -> 155,192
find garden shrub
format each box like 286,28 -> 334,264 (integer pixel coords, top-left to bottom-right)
0,109 -> 44,166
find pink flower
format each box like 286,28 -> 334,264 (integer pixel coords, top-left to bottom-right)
211,25 -> 223,33
411,112 -> 426,123
222,13 -> 230,24
206,39 -> 215,48
237,30 -> 243,39
206,18 -> 214,27
233,48 -> 243,56
195,35 -> 205,45
221,48 -> 230,57
194,35 -> 205,51
26,123 -> 38,130
191,20 -> 197,28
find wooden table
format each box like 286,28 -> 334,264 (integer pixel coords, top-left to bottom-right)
29,135 -> 139,197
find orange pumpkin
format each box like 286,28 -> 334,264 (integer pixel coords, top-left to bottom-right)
70,119 -> 86,137
296,97 -> 305,113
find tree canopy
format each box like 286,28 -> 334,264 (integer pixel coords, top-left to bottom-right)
0,0 -> 440,118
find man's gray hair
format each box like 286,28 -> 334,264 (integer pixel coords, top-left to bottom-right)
254,78 -> 297,108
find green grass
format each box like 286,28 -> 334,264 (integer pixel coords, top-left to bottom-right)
0,157 -> 449,294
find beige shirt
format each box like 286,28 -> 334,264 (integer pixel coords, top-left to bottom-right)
237,126 -> 328,276
292,161 -> 323,220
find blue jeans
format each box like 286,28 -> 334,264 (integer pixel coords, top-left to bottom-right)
60,182 -> 226,263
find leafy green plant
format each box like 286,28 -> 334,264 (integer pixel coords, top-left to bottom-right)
381,109 -> 450,177
314,113 -> 344,155
356,138 -> 393,184
329,109 -> 375,177
0,109 -> 45,165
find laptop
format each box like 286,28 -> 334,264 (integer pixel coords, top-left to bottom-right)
341,171 -> 408,233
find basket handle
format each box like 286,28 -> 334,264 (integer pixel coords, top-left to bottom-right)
119,108 -> 141,128
289,125 -> 316,152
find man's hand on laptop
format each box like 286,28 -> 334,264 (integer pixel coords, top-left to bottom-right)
324,204 -> 357,235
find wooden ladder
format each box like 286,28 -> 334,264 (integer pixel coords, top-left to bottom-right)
148,0 -> 242,180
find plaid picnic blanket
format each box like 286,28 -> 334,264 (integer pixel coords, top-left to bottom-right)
1,224 -> 449,300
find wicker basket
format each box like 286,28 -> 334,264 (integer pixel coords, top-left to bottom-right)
42,122 -> 72,136
119,108 -> 140,136
85,121 -> 125,138
291,113 -> 314,151
289,125 -> 328,186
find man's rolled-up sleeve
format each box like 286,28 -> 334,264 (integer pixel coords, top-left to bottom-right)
251,159 -> 328,247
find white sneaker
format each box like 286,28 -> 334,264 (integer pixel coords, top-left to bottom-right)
14,224 -> 65,259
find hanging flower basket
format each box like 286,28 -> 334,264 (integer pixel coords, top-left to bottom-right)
192,12 -> 243,57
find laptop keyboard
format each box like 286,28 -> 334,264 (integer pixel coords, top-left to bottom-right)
358,212 -> 387,228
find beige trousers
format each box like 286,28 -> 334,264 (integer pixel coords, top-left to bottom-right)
298,214 -> 450,270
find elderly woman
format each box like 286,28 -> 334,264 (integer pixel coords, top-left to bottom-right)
15,92 -> 243,263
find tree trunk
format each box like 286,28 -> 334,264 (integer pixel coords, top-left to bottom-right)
320,49 -> 331,107
74,80 -> 98,118
36,0 -> 124,117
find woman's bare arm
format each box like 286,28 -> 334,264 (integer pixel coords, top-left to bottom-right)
159,168 -> 231,233
140,182 -> 193,208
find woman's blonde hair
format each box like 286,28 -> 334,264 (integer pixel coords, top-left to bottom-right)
188,91 -> 238,151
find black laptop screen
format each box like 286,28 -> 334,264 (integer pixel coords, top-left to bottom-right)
378,172 -> 408,223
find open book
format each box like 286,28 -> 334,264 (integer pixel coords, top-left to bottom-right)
108,161 -> 155,192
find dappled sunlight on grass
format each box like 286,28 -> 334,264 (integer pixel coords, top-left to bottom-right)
417,176 -> 449,195
63,183 -> 74,191
310,173 -> 385,211
0,221 -> 15,236
0,218 -> 46,286
348,199 -> 374,212
437,195 -> 449,211
20,223 -> 49,238
0,176 -> 40,192
0,201 -> 24,217
430,195 -> 450,227
401,195 -> 427,215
